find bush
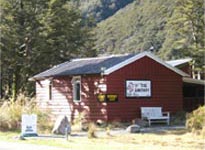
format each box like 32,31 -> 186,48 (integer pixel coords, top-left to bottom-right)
87,122 -> 97,138
171,111 -> 187,125
0,94 -> 52,133
186,106 -> 205,133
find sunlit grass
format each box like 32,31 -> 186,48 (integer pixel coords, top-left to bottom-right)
0,129 -> 204,150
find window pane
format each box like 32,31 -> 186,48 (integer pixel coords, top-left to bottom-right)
73,79 -> 81,101
49,82 -> 52,100
76,83 -> 80,101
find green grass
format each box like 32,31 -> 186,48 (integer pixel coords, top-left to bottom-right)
0,129 -> 204,150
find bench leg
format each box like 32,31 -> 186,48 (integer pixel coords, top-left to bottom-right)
148,120 -> 151,126
167,119 -> 170,126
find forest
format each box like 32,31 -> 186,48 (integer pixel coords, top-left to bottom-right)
0,0 -> 204,99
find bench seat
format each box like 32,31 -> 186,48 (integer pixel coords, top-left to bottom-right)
141,107 -> 170,126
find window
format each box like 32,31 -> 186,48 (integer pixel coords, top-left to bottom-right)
72,76 -> 81,102
48,81 -> 52,100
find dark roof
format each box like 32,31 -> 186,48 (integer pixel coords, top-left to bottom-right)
31,54 -> 135,80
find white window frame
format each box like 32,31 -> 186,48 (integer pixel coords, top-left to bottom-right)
71,76 -> 81,102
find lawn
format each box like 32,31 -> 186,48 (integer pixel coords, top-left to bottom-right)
0,128 -> 204,150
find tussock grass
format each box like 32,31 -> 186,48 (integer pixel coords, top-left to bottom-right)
0,94 -> 52,133
186,105 -> 205,135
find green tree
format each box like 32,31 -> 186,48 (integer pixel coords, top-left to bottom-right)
0,0 -> 96,99
0,0 -> 48,99
42,0 -> 96,65
160,0 -> 204,70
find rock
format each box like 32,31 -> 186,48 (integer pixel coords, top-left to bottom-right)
134,118 -> 149,127
96,119 -> 107,127
126,124 -> 141,133
52,115 -> 71,135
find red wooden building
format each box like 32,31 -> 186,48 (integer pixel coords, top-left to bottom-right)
30,52 -> 204,122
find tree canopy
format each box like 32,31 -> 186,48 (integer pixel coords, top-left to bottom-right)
0,0 -> 96,99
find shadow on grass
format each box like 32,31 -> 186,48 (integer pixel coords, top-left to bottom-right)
141,125 -> 188,136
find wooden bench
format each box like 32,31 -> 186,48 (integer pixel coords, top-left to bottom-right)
141,107 -> 170,126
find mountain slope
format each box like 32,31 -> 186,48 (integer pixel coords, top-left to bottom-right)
94,0 -> 175,55
74,0 -> 134,22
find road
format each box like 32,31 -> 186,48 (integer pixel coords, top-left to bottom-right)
0,141 -> 68,150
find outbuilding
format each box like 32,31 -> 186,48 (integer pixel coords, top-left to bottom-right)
30,52 -> 204,122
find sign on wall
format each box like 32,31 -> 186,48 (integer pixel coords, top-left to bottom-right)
21,114 -> 38,137
97,94 -> 106,102
126,80 -> 151,97
106,94 -> 118,102
97,94 -> 118,102
98,84 -> 107,92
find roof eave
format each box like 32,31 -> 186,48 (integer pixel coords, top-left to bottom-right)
104,51 -> 189,77
183,77 -> 205,85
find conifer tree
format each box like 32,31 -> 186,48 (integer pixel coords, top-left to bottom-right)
160,0 -> 204,70
0,0 -> 96,99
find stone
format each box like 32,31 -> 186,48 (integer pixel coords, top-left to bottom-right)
126,124 -> 141,133
52,115 -> 71,135
134,118 -> 149,127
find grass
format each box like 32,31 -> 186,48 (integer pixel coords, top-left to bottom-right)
0,128 -> 204,150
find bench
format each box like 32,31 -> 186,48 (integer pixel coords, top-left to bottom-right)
141,107 -> 170,126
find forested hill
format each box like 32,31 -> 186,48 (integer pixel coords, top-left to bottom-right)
1,0 -> 203,98
94,0 -> 174,55
72,0 -> 134,22
80,0 -> 203,69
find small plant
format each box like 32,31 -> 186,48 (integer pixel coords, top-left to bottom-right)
171,111 -> 187,125
106,126 -> 111,136
186,105 -> 205,134
72,111 -> 89,131
87,122 -> 97,138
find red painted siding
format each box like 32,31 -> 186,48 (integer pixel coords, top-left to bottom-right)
106,56 -> 183,122
36,75 -> 108,121
36,56 -> 184,122
177,64 -> 191,76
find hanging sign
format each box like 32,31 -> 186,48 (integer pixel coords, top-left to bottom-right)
97,94 -> 106,102
106,94 -> 118,102
97,94 -> 118,102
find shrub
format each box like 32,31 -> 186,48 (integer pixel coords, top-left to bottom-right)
171,111 -> 187,125
72,111 -> 89,131
87,122 -> 97,138
0,94 -> 52,133
186,106 -> 205,133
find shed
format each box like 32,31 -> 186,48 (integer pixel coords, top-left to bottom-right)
30,52 -> 204,122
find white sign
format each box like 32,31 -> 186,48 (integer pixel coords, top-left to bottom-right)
98,84 -> 107,92
21,114 -> 37,136
126,80 -> 151,97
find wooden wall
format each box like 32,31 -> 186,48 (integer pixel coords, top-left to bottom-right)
106,56 -> 183,122
36,75 -> 108,122
36,56 -> 184,122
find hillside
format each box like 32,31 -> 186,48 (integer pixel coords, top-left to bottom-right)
73,0 -> 134,22
94,0 -> 175,56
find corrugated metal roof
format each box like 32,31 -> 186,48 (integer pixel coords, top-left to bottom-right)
30,52 -> 190,81
166,58 -> 192,67
30,54 -> 135,80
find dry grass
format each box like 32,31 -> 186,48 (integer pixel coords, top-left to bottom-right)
0,94 -> 53,133
0,128 -> 204,150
